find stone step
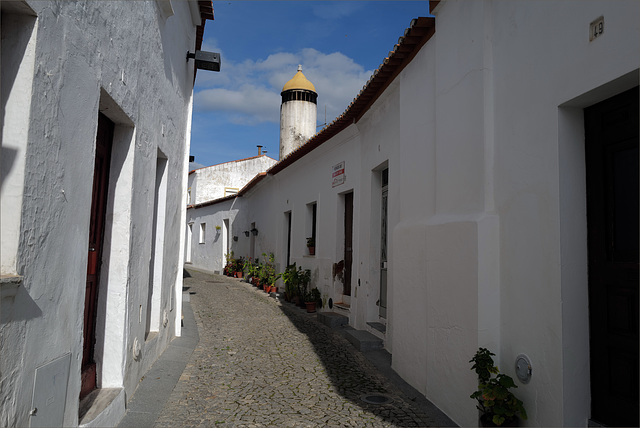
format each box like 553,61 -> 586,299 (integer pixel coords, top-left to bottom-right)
344,329 -> 383,352
317,312 -> 349,328
367,322 -> 386,334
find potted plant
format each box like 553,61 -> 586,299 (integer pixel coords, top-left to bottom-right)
470,348 -> 527,427
297,268 -> 311,308
306,237 -> 315,256
243,258 -> 255,282
259,252 -> 280,292
223,251 -> 235,276
304,287 -> 321,313
235,256 -> 245,278
282,263 -> 299,302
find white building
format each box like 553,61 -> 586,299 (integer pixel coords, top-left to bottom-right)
0,1 -> 213,426
186,1 -> 639,426
187,154 -> 277,205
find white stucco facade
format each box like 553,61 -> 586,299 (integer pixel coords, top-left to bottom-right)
0,1 -> 211,426
188,155 -> 276,205
185,2 -> 639,426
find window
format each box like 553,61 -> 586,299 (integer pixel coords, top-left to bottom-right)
224,187 -> 239,197
199,223 -> 206,244
307,202 -> 317,255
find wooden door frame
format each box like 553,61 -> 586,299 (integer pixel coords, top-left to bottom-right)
81,113 -> 114,400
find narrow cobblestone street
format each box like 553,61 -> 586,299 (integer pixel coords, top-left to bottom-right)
153,268 -> 451,427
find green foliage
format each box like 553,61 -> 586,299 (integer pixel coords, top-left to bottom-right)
470,347 -> 499,383
306,237 -> 315,247
282,263 -> 299,297
470,348 -> 527,426
259,253 -> 281,285
243,257 -> 258,276
297,268 -> 311,300
304,287 -> 321,305
234,256 -> 245,273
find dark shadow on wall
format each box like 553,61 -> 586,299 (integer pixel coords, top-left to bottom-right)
1,285 -> 43,323
0,147 -> 17,193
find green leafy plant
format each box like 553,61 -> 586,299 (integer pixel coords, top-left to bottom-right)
234,256 -> 245,273
243,257 -> 258,277
282,263 -> 300,297
259,252 -> 281,285
304,287 -> 321,305
223,251 -> 235,276
297,267 -> 311,300
306,237 -> 315,247
470,348 -> 527,426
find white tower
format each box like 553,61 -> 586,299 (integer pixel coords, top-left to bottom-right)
279,65 -> 317,159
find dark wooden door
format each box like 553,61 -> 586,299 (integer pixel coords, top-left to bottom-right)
344,192 -> 353,296
585,86 -> 638,427
81,113 -> 114,400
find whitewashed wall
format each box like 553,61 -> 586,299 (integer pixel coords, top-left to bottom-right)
189,155 -> 276,205
0,1 -> 202,426
186,198 -> 250,272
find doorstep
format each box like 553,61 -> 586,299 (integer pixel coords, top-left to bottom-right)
78,388 -> 125,428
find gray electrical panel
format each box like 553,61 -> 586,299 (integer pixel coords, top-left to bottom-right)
30,353 -> 71,428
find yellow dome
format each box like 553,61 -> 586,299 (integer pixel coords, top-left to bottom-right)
282,69 -> 316,92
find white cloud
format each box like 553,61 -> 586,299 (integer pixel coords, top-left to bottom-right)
193,48 -> 374,127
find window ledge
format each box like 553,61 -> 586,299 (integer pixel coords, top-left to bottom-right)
1,274 -> 23,298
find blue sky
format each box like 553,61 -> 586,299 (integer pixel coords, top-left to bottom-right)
190,1 -> 430,168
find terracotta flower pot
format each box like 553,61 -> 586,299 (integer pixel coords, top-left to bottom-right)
480,414 -> 519,427
305,302 -> 317,313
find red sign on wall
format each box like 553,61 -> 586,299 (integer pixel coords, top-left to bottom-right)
332,161 -> 345,187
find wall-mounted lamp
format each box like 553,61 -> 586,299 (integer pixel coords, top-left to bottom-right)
186,50 -> 221,72
251,228 -> 259,236
244,231 -> 250,237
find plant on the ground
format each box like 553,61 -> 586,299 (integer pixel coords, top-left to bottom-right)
297,267 -> 311,300
223,251 -> 235,276
282,263 -> 300,298
470,347 -> 527,426
234,256 -> 245,274
259,252 -> 281,285
244,257 -> 258,278
304,286 -> 321,306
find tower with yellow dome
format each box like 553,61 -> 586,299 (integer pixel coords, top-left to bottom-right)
279,65 -> 317,159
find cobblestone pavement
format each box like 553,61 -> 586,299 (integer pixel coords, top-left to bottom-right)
154,268 -> 446,427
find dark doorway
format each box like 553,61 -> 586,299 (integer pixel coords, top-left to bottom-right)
81,113 -> 114,400
343,192 -> 353,296
379,168 -> 389,318
286,212 -> 292,267
585,86 -> 638,427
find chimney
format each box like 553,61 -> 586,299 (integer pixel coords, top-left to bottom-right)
257,145 -> 263,156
